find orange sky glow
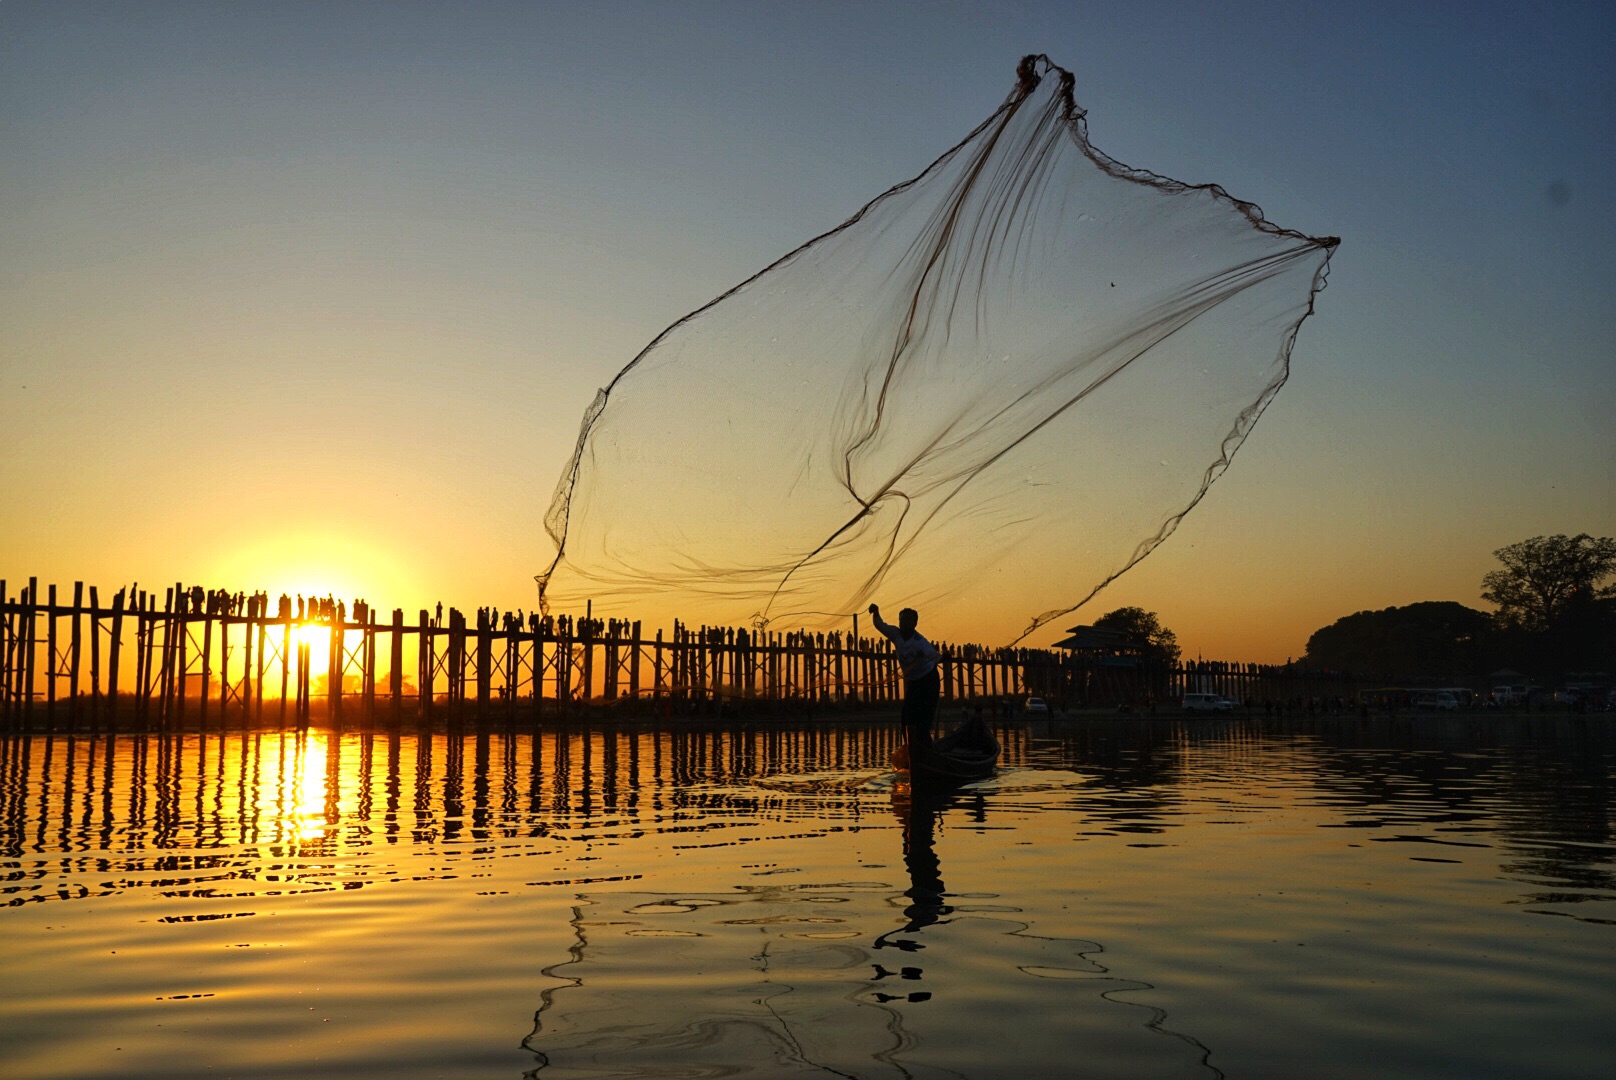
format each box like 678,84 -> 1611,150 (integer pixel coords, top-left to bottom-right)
2,6 -> 1611,663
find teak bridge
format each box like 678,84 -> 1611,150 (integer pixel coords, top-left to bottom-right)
0,578 -> 1360,732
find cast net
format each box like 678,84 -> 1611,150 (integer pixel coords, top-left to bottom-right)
537,55 -> 1336,645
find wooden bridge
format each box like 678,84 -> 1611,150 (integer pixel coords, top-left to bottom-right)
0,578 -> 1362,731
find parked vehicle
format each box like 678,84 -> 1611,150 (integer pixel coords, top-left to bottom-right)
1414,690 -> 1459,711
1559,683 -> 1609,708
1492,684 -> 1545,706
1024,696 -> 1050,716
1182,693 -> 1234,713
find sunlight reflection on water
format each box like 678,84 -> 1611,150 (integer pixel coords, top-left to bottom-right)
1,717 -> 1613,1079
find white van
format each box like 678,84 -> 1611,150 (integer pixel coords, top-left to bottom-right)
1182,693 -> 1234,713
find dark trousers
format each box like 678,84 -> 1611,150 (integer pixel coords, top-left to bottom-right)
903,669 -> 940,750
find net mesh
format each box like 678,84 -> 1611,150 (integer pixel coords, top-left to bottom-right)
537,55 -> 1337,645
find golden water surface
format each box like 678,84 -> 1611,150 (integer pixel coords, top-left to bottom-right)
2,717 -> 1613,1078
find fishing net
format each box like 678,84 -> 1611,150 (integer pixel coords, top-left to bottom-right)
537,55 -> 1336,645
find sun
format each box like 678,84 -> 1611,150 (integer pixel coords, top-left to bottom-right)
293,622 -> 333,651
209,529 -> 419,616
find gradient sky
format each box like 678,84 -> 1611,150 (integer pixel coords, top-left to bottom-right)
3,1 -> 1612,661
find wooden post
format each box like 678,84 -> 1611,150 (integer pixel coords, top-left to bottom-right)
163,583 -> 176,724
10,582 -> 21,730
254,614 -> 268,725
219,610 -> 231,721
130,591 -> 141,724
653,628 -> 664,701
200,603 -> 214,727
14,579 -> 26,728
419,610 -> 433,720
1,581 -> 11,730
0,580 -> 10,730
874,639 -> 883,702
443,609 -> 457,712
12,582 -> 20,727
2,582 -> 12,730
629,621 -> 642,701
328,609 -> 341,724
174,584 -> 188,726
476,612 -> 491,723
860,637 -> 870,702
364,609 -> 377,718
278,616 -> 290,726
107,589 -> 124,732
134,592 -> 149,729
241,602 -> 254,723
863,634 -> 871,703
390,610 -> 404,724
84,586 -> 101,727
504,622 -> 518,725
667,625 -> 678,702
834,635 -> 845,702
305,637 -> 315,730
153,588 -> 166,726
452,609 -> 466,712
804,634 -> 817,703
46,583 -> 58,725
581,620 -> 594,705
447,609 -> 464,715
532,620 -> 547,714
20,578 -> 35,726
13,582 -> 24,726
292,636 -> 302,726
760,631 -> 770,701
150,591 -> 162,724
69,582 -> 84,727
557,624 -> 571,706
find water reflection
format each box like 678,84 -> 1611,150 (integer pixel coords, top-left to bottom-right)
2,719 -> 1613,1080
519,774 -> 1224,1080
3,719 -> 1613,919
875,780 -> 965,953
1,725 -> 938,904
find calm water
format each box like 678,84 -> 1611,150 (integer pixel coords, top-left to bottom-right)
2,717 -> 1612,1079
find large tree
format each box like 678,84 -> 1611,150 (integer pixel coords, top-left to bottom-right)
1304,601 -> 1493,678
1481,534 -> 1616,631
1092,606 -> 1181,668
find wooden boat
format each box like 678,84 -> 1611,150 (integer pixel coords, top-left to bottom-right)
892,714 -> 1000,781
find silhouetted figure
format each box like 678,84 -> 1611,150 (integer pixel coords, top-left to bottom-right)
869,603 -> 941,754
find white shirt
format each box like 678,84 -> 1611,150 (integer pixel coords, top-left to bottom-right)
871,612 -> 941,682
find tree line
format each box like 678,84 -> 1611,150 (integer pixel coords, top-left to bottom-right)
1302,534 -> 1616,682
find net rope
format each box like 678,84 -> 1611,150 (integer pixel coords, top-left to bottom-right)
537,55 -> 1337,645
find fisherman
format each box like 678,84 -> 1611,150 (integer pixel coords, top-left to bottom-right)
868,604 -> 942,755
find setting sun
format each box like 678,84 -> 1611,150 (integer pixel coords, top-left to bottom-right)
292,621 -> 333,652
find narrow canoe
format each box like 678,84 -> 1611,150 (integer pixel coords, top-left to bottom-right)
892,716 -> 1001,781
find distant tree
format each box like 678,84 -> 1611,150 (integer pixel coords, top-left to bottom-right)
1481,534 -> 1616,631
1304,601 -> 1494,679
1092,606 -> 1181,668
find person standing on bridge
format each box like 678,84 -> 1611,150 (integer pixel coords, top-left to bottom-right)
868,604 -> 942,756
